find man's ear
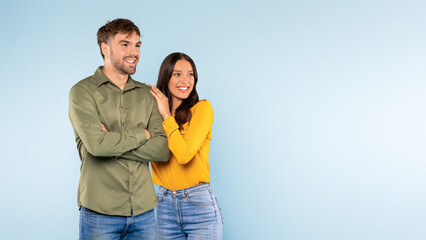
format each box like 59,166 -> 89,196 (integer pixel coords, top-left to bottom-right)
101,42 -> 109,58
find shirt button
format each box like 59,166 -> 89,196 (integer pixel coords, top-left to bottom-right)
130,192 -> 133,195
130,172 -> 134,176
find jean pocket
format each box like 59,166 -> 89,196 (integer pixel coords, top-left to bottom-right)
186,188 -> 214,206
80,206 -> 99,216
156,191 -> 164,202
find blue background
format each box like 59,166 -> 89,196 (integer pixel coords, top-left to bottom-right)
1,0 -> 426,239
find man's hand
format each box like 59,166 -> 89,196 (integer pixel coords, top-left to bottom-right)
144,129 -> 152,140
103,124 -> 151,140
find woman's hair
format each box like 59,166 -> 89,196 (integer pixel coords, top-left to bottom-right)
157,52 -> 199,130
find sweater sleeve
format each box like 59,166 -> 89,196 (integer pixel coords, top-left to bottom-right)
162,100 -> 213,165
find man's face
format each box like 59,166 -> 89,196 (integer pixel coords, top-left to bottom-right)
105,31 -> 141,75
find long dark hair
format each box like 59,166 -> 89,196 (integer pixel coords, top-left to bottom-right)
157,52 -> 199,130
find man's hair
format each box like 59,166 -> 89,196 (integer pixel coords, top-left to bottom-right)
97,18 -> 140,59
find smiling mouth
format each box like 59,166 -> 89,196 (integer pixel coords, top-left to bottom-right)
177,87 -> 189,91
124,56 -> 138,64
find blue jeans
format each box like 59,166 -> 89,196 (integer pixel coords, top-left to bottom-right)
79,206 -> 156,240
156,183 -> 224,240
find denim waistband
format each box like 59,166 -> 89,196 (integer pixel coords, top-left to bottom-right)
158,183 -> 211,198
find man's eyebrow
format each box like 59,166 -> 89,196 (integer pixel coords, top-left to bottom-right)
118,40 -> 142,45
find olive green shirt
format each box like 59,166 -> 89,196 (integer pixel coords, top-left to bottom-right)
69,67 -> 170,216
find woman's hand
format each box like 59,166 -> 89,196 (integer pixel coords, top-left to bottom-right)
150,85 -> 172,120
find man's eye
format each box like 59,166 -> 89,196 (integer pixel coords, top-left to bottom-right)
122,44 -> 128,47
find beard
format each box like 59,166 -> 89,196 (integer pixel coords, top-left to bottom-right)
110,49 -> 138,75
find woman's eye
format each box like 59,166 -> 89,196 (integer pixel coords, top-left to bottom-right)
174,73 -> 180,77
189,73 -> 194,76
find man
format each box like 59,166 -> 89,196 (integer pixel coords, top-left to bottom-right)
69,18 -> 170,239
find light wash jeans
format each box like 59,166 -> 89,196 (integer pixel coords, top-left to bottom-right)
156,183 -> 224,240
79,206 -> 156,240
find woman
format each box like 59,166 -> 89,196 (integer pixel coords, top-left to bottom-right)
149,52 -> 224,239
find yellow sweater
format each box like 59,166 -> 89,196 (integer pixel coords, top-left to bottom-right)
152,100 -> 213,191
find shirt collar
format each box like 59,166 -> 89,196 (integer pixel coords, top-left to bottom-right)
93,66 -> 139,91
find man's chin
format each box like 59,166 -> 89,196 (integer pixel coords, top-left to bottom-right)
128,66 -> 137,75
119,66 -> 137,75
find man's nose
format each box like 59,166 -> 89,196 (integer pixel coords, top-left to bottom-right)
129,45 -> 140,56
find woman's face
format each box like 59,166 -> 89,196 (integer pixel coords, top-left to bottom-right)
168,59 -> 195,106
